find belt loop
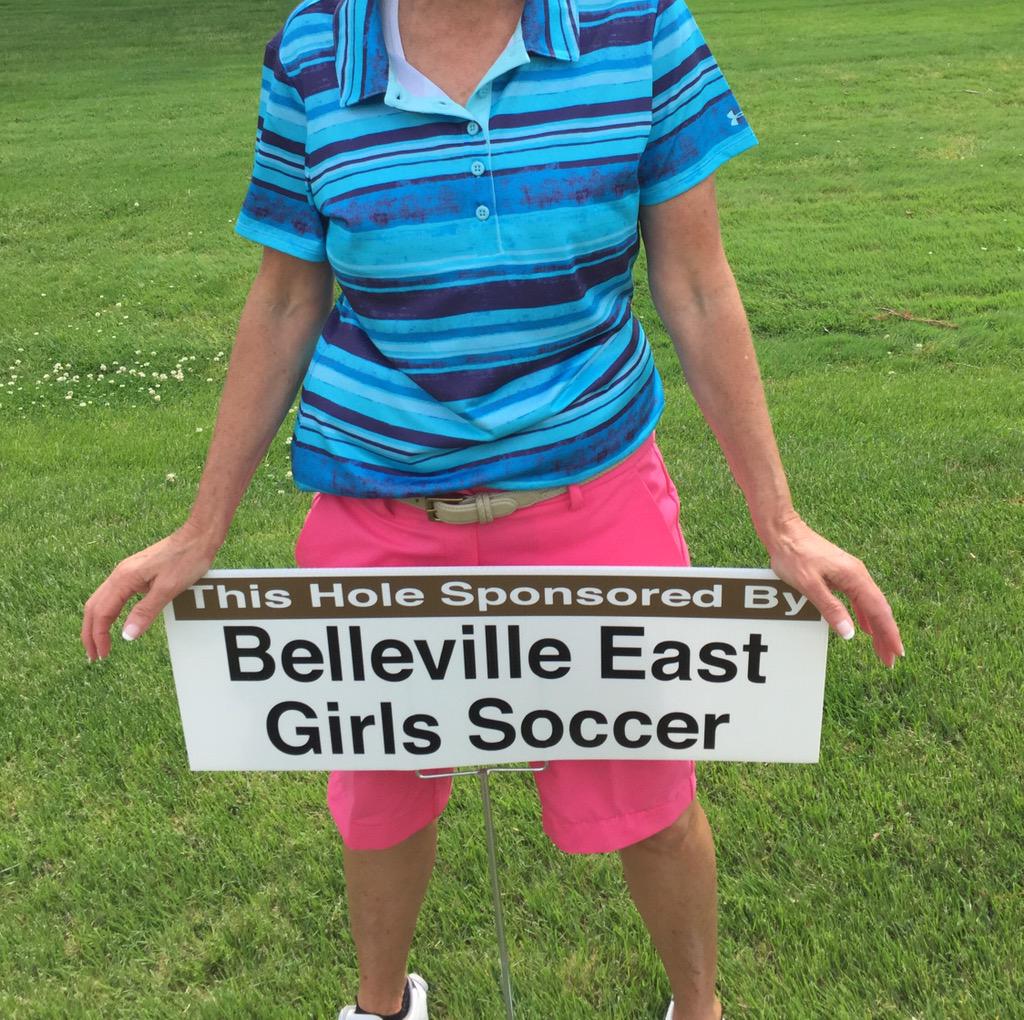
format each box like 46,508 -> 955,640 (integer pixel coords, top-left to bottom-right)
567,483 -> 584,511
474,493 -> 496,524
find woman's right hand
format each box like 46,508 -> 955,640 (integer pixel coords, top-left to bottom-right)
81,519 -> 221,662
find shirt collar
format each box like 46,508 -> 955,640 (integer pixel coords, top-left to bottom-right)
334,0 -> 580,108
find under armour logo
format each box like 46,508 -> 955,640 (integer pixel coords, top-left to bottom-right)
727,109 -> 745,127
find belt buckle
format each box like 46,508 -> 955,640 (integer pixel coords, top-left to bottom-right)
424,495 -> 472,523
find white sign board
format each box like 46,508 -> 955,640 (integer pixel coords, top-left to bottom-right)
163,567 -> 829,770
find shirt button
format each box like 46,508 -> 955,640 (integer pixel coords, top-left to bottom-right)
475,204 -> 490,220
470,160 -> 485,177
466,121 -> 480,135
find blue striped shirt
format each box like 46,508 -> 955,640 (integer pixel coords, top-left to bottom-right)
235,0 -> 759,497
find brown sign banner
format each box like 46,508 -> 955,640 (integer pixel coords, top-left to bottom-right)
171,571 -> 822,623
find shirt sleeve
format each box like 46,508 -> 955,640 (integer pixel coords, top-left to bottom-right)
637,0 -> 759,206
234,31 -> 329,262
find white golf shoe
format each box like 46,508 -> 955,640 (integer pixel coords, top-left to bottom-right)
664,1001 -> 724,1020
337,973 -> 429,1020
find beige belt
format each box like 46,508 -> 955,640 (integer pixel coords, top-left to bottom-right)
397,446 -> 636,524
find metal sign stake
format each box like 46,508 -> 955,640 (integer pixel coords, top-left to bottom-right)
417,762 -> 549,1020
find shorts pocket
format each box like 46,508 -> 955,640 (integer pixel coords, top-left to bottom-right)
628,453 -> 691,566
652,445 -> 691,566
293,493 -> 322,567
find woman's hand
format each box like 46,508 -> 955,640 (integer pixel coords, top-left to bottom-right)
81,520 -> 220,662
764,513 -> 905,668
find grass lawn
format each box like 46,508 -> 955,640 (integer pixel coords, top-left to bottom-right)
2,0 -> 1022,1016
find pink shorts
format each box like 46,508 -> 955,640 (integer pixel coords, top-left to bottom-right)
293,431 -> 697,854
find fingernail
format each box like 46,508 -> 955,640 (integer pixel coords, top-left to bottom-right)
837,620 -> 855,640
897,642 -> 906,657
122,623 -> 140,641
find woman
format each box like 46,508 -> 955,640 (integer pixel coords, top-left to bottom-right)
82,0 -> 904,1017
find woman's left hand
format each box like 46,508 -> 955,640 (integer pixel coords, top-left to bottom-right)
763,513 -> 905,668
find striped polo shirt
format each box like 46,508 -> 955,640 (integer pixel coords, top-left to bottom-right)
234,0 -> 759,497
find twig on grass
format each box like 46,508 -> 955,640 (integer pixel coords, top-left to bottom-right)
873,307 -> 959,329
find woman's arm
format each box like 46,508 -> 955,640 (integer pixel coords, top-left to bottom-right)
81,248 -> 335,661
639,175 -> 904,667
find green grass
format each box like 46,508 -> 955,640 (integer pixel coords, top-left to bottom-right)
2,0 -> 1023,1016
